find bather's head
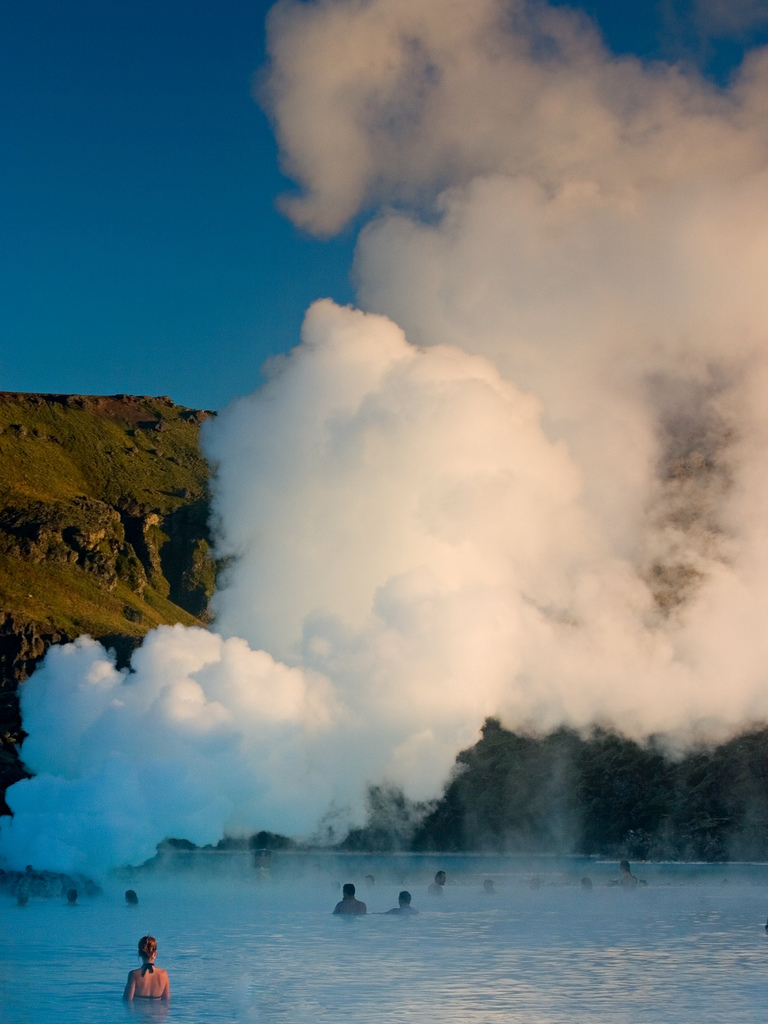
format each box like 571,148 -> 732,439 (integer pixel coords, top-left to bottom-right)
66,888 -> 78,904
619,860 -> 631,874
125,889 -> 139,905
398,891 -> 412,906
342,883 -> 356,898
138,935 -> 158,962
434,871 -> 446,886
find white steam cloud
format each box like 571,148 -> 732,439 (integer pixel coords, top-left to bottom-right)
0,628 -> 339,872
1,0 -> 767,872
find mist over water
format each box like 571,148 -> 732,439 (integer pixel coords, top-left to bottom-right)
1,0 -> 767,872
1,858 -> 766,1024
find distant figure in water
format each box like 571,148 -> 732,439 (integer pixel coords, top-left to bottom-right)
254,849 -> 272,880
482,879 -> 495,895
333,883 -> 367,915
365,873 -> 376,887
66,888 -> 78,905
528,876 -> 541,890
428,871 -> 446,895
123,935 -> 171,1001
580,877 -> 593,890
386,891 -> 418,915
125,889 -> 139,906
619,860 -> 639,887
16,891 -> 29,906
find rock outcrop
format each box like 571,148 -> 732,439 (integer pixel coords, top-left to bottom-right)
0,392 -> 217,811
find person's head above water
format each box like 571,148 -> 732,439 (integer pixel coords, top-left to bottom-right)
619,860 -> 631,873
398,891 -> 412,906
428,870 -> 447,894
138,936 -> 158,962
66,888 -> 78,904
125,889 -> 139,905
333,884 -> 367,915
124,934 -> 169,1002
483,879 -> 495,892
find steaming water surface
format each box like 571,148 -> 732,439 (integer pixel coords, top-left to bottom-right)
1,857 -> 765,1023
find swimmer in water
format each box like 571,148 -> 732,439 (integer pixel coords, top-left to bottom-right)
66,888 -> 78,905
125,889 -> 139,906
580,876 -> 593,890
428,870 -> 446,895
333,883 -> 367,915
386,891 -> 419,915
254,849 -> 271,880
482,879 -> 495,895
123,935 -> 170,1001
619,860 -> 639,887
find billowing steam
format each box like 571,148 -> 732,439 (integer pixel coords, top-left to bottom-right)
1,0 -> 766,872
0,629 -> 340,872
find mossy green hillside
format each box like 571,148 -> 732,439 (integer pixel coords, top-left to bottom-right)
0,552 -> 200,642
0,392 -> 216,645
0,393 -> 209,509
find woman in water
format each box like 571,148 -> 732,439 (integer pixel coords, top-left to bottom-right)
123,935 -> 170,1001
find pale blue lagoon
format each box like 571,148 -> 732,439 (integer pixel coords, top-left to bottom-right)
1,855 -> 765,1023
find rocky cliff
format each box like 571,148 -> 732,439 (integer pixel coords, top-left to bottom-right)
0,392 -> 216,811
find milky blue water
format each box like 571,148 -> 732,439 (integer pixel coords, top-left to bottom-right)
1,854 -> 765,1023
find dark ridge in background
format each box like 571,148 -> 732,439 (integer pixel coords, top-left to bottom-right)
0,392 -> 216,811
135,721 -> 768,864
346,719 -> 768,862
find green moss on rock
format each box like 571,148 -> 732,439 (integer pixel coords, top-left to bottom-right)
0,392 -> 219,805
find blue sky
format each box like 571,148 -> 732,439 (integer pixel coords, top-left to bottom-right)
1,0 -> 765,410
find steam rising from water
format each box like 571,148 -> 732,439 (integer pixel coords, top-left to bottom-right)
1,0 -> 767,872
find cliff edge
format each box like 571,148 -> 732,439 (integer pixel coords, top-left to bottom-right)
0,392 -> 216,810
